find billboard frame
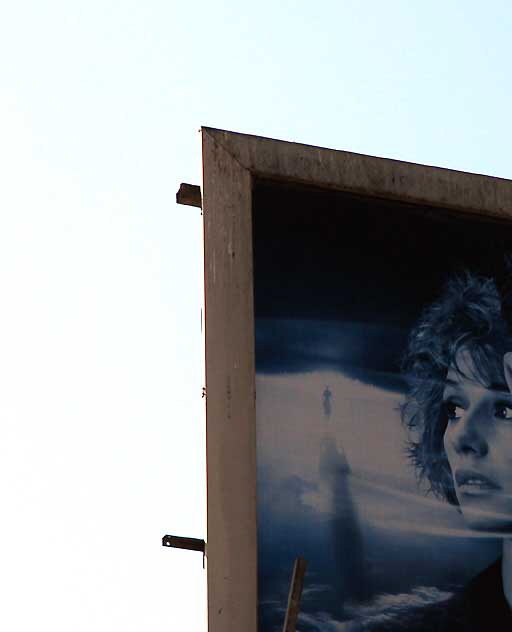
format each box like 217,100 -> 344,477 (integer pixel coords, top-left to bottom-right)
201,127 -> 512,632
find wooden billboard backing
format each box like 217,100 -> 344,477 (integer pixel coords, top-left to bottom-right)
201,127 -> 512,632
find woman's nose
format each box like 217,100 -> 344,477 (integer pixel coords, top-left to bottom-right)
451,409 -> 489,457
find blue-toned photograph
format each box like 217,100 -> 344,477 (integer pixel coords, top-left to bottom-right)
253,180 -> 512,631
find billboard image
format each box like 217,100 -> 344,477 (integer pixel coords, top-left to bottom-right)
253,180 -> 512,631
202,129 -> 512,632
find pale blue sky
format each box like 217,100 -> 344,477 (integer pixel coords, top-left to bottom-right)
1,1 -> 512,630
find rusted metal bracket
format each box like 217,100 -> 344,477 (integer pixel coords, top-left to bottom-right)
282,557 -> 307,632
162,535 -> 206,568
176,183 -> 202,209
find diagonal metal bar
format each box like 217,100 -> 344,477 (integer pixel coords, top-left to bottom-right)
282,557 -> 307,632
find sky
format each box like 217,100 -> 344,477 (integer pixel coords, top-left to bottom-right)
2,1 -> 512,630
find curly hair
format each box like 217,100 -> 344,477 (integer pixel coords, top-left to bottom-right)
401,272 -> 512,505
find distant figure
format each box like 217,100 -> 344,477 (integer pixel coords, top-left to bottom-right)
323,386 -> 332,419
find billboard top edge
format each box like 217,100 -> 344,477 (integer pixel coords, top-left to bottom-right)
201,126 -> 512,221
201,125 -> 512,186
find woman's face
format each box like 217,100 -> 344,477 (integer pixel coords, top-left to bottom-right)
443,348 -> 512,531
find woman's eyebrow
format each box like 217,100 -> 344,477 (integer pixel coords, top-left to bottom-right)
443,379 -> 510,393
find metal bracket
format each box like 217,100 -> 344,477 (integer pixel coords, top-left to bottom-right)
176,183 -> 202,209
162,535 -> 207,568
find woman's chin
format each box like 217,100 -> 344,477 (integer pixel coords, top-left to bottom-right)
460,503 -> 512,534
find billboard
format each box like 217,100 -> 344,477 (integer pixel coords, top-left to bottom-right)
202,128 -> 512,632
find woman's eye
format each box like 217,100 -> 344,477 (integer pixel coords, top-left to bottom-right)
494,403 -> 512,420
443,402 -> 462,421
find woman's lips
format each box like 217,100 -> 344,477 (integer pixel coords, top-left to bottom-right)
455,469 -> 501,496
